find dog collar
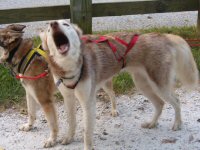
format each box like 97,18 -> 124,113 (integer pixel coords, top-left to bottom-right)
18,44 -> 47,74
56,63 -> 83,89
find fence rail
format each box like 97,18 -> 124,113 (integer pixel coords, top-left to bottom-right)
0,0 -> 199,33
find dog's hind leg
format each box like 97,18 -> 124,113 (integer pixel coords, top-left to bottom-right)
159,89 -> 182,131
130,68 -> 164,129
102,80 -> 118,117
19,93 -> 37,131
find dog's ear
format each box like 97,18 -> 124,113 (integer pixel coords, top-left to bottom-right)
72,24 -> 83,38
39,31 -> 49,51
1,31 -> 23,45
7,24 -> 26,32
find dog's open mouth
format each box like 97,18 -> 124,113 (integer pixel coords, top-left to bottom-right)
53,31 -> 70,55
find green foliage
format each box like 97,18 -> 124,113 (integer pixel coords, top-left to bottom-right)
141,26 -> 198,38
113,72 -> 134,94
0,65 -> 25,105
32,36 -> 41,47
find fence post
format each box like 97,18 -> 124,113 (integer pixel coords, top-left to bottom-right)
70,0 -> 92,34
198,0 -> 200,35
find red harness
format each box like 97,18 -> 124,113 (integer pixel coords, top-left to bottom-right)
81,34 -> 139,68
185,39 -> 200,47
16,71 -> 48,80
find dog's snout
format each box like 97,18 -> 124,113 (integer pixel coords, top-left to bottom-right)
50,21 -> 58,30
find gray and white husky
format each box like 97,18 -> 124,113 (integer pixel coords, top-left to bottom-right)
40,20 -> 199,150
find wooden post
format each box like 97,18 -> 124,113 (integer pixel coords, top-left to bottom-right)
70,0 -> 92,34
198,0 -> 200,35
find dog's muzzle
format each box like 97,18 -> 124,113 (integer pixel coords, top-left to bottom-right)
51,21 -> 70,55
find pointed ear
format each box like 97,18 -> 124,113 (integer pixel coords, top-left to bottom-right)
72,24 -> 83,38
39,31 -> 48,50
7,24 -> 26,32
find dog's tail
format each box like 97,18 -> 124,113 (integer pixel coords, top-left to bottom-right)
173,35 -> 199,90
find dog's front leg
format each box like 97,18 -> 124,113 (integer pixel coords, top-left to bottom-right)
60,88 -> 76,145
42,101 -> 58,148
19,93 -> 37,131
75,80 -> 96,150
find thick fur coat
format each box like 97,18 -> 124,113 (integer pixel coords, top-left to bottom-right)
40,20 -> 198,150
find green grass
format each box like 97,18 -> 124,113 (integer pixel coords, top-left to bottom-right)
113,72 -> 134,94
1,26 -> 200,105
0,65 -> 25,106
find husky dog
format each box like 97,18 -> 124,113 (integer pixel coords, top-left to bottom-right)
0,24 -> 118,148
40,20 -> 199,150
0,25 -> 58,147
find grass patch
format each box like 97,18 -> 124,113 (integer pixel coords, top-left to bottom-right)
0,65 -> 25,106
141,26 -> 198,38
113,72 -> 134,94
0,26 -> 200,105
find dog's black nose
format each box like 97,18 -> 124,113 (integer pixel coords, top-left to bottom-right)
50,21 -> 58,30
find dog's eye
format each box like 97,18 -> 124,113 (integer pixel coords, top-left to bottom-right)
63,23 -> 69,27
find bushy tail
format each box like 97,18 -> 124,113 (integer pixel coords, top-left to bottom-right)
176,39 -> 199,90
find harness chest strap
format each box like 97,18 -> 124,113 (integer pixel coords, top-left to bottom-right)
16,45 -> 48,80
16,71 -> 48,80
18,45 -> 47,74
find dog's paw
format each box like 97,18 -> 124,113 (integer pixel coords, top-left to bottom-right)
60,137 -> 74,145
111,110 -> 119,117
172,120 -> 182,131
44,138 -> 56,148
141,122 -> 157,129
84,146 -> 94,150
19,124 -> 32,131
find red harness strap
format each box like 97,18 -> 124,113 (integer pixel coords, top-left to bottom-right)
82,34 -> 139,68
16,72 -> 48,80
185,39 -> 200,47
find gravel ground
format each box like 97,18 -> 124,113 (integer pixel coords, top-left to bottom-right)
0,89 -> 200,150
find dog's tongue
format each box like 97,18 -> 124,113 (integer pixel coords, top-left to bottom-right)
58,44 -> 69,54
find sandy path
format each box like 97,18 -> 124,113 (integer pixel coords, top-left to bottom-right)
0,89 -> 200,150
